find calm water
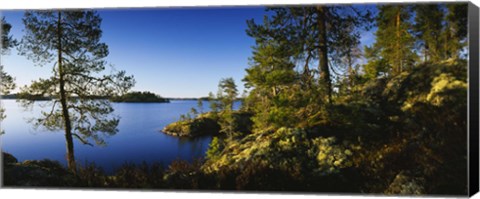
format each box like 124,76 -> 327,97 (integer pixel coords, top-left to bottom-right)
0,99 -> 238,174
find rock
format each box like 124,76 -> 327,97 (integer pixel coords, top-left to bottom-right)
384,171 -> 425,195
3,159 -> 78,187
2,152 -> 18,165
163,116 -> 221,137
162,111 -> 253,138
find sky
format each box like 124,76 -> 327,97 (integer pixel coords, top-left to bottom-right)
1,6 -> 376,98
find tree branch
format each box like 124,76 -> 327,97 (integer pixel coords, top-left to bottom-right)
72,133 -> 93,146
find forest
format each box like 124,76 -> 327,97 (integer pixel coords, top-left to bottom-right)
1,3 -> 470,195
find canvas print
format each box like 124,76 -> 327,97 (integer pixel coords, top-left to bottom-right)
0,2 -> 478,196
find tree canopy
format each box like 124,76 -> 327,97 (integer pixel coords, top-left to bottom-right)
1,17 -> 17,134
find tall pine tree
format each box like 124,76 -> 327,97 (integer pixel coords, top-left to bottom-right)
413,4 -> 444,62
18,11 -> 135,173
247,6 -> 371,103
368,5 -> 417,76
245,5 -> 371,130
443,3 -> 468,59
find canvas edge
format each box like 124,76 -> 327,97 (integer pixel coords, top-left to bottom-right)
468,1 -> 480,197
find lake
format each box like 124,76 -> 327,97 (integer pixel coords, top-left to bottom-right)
0,99 -> 238,174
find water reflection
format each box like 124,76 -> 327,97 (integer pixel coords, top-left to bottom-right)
177,135 -> 211,159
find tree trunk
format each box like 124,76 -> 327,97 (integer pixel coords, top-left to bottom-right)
395,9 -> 402,74
444,25 -> 450,59
316,6 -> 332,103
424,46 -> 428,63
347,50 -> 354,93
302,53 -> 312,89
57,11 -> 76,174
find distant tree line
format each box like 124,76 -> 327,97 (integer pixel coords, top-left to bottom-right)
110,91 -> 169,103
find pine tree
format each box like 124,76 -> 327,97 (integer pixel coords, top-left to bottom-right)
363,45 -> 389,80
370,5 -> 417,76
218,77 -> 238,111
247,6 -> 371,103
18,11 -> 135,173
1,17 -> 16,94
413,4 -> 444,62
197,98 -> 204,114
243,28 -> 298,130
1,17 -> 16,134
216,78 -> 238,136
443,3 -> 468,59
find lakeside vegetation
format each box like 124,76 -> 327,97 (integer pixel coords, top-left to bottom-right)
163,78 -> 253,137
1,3 -> 470,196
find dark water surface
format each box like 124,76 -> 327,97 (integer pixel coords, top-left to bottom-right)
0,99 -> 233,174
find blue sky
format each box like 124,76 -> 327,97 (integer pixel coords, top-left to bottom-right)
1,6 -> 376,98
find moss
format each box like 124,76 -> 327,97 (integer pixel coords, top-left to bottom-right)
202,128 -> 311,174
384,171 -> 425,195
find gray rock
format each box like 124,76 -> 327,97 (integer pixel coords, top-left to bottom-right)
385,171 -> 425,195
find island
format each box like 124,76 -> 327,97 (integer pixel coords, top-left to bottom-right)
162,111 -> 253,137
110,91 -> 170,103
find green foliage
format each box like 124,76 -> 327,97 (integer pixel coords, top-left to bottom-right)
413,4 -> 444,62
349,59 -> 467,194
363,46 -> 390,80
242,38 -> 303,131
205,137 -> 224,161
163,110 -> 252,138
197,58 -> 466,194
211,77 -> 238,117
162,159 -> 206,189
219,109 -> 235,136
244,5 -> 372,132
207,92 -> 220,119
197,98 -> 204,113
443,4 -> 468,59
218,78 -> 238,106
107,162 -> 165,188
206,78 -> 243,136
1,17 -> 17,53
3,158 -> 78,187
75,162 -> 108,187
369,5 -> 417,76
1,17 -> 16,134
1,18 -> 16,92
110,91 -> 169,103
163,114 -> 221,137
